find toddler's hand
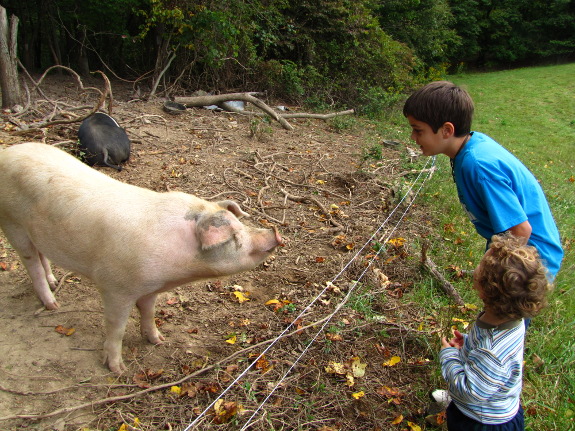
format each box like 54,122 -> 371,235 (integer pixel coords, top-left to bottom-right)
440,337 -> 452,350
450,329 -> 464,348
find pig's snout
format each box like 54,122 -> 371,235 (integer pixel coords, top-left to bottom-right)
272,225 -> 284,248
253,225 -> 283,255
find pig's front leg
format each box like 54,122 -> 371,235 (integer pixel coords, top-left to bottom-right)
137,293 -> 165,344
102,293 -> 135,374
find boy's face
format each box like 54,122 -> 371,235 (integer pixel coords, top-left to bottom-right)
406,115 -> 454,157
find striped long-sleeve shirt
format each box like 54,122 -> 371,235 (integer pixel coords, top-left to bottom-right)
439,314 -> 525,424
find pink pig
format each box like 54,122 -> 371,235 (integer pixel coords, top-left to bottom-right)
0,142 -> 282,373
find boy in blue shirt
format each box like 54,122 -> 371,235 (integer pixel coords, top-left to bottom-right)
402,81 -> 563,280
440,233 -> 551,430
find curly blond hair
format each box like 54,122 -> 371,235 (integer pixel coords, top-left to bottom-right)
476,234 -> 552,319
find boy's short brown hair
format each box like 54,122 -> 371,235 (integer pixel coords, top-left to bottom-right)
403,81 -> 474,136
477,234 -> 551,320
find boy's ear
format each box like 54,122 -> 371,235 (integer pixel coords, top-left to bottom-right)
442,122 -> 455,138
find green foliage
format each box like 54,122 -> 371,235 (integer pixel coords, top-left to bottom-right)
375,0 -> 461,68
6,0 -> 575,104
354,86 -> 404,119
448,0 -> 575,67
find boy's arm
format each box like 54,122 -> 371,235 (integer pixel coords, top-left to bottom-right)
507,220 -> 532,240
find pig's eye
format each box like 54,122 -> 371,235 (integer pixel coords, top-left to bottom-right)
232,233 -> 243,249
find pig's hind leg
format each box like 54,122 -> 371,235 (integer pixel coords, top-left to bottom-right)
137,293 -> 165,345
39,252 -> 58,290
1,223 -> 59,309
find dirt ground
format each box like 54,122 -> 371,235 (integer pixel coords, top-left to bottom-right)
0,76 -> 443,430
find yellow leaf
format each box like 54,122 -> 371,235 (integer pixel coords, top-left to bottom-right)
226,335 -> 237,344
391,414 -> 404,425
325,362 -> 346,375
382,356 -> 401,367
387,237 -> 405,247
465,303 -> 478,310
407,421 -> 422,431
170,386 -> 181,394
346,374 -> 355,387
316,179 -> 325,184
117,425 -> 128,431
233,292 -> 250,303
351,357 -> 367,378
352,391 -> 365,399
265,299 -> 280,305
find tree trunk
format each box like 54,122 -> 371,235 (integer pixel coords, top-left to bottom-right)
0,6 -> 22,108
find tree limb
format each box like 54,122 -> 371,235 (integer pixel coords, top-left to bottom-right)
420,241 -> 465,306
174,93 -> 294,131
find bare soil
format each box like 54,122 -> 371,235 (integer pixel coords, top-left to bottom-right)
0,76 -> 442,430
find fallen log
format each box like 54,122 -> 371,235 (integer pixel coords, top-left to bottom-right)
280,109 -> 354,119
174,92 -> 294,131
420,241 -> 465,306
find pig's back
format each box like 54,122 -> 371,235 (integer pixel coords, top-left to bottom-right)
0,143 -> 160,276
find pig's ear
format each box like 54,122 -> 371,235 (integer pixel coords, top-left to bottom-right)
197,213 -> 236,249
216,200 -> 250,218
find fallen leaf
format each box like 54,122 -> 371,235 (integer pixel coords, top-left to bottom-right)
352,391 -> 365,399
351,357 -> 366,378
326,333 -> 343,341
387,237 -> 405,247
255,356 -> 273,373
55,325 -> 75,336
225,335 -> 237,344
377,386 -> 403,397
170,386 -> 181,394
382,356 -> 401,367
180,382 -> 199,397
265,299 -> 280,305
325,361 -> 347,375
213,399 -> 243,424
407,421 -> 422,431
391,414 -> 403,425
233,291 -> 250,303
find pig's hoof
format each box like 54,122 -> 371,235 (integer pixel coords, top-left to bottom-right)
47,275 -> 58,291
45,300 -> 60,310
106,359 -> 127,374
148,332 -> 166,345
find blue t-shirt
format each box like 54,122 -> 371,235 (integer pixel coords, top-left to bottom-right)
452,132 -> 563,277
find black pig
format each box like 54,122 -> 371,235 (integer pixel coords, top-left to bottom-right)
78,112 -> 131,171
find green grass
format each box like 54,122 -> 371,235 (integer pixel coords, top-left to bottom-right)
375,63 -> 575,430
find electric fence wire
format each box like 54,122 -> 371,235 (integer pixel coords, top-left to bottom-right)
183,156 -> 437,431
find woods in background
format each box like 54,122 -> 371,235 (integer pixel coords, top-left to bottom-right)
2,0 -> 574,108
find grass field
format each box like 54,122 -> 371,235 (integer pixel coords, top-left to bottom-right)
376,62 -> 575,430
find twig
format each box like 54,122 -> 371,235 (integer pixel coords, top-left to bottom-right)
281,188 -> 344,232
279,109 -> 354,119
420,241 -> 465,306
12,66 -> 112,133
